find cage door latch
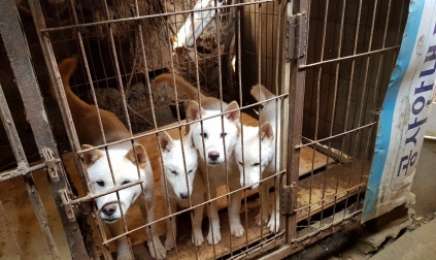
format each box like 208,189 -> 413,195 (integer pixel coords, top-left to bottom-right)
281,182 -> 297,215
285,12 -> 307,61
42,148 -> 60,182
59,189 -> 76,222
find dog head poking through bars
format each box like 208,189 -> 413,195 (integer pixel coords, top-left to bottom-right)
235,123 -> 275,189
186,100 -> 240,165
235,84 -> 280,189
80,142 -> 150,223
158,131 -> 198,199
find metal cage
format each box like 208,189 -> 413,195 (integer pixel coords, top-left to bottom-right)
0,0 -> 409,259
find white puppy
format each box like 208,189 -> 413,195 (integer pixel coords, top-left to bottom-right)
153,74 -> 244,245
234,84 -> 282,233
55,57 -> 166,260
158,129 -> 205,250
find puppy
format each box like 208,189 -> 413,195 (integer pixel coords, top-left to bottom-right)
153,74 -> 244,245
54,57 -> 166,260
234,84 -> 281,233
158,128 -> 205,249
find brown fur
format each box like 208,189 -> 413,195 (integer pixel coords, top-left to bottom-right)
54,57 -> 169,259
53,57 -> 130,146
153,73 -> 227,110
79,144 -> 103,168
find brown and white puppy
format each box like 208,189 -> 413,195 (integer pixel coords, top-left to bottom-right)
153,74 -> 244,245
54,57 -> 166,260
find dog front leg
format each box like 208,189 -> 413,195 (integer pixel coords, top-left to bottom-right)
229,189 -> 245,237
139,195 -> 167,260
163,197 -> 178,251
206,188 -> 221,245
255,181 -> 270,226
108,219 -> 133,260
267,188 -> 281,233
191,203 -> 205,246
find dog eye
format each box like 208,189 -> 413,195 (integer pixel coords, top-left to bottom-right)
188,169 -> 193,173
122,180 -> 131,185
170,170 -> 177,175
96,180 -> 105,187
201,133 -> 208,138
237,161 -> 243,166
221,133 -> 227,138
253,162 -> 260,166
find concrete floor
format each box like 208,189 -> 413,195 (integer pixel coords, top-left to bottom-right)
371,218 -> 436,260
410,139 -> 436,216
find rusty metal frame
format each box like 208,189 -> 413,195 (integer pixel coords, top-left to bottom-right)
284,0 -> 308,244
0,0 -> 89,258
280,0 -> 409,255
0,0 -> 408,259
0,84 -> 62,258
257,212 -> 361,259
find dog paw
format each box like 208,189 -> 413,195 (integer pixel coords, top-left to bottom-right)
254,213 -> 269,226
207,231 -> 221,245
191,229 -> 204,247
164,237 -> 175,251
231,223 -> 245,237
148,240 -> 167,260
267,213 -> 281,233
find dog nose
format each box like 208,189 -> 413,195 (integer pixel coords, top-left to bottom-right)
179,192 -> 189,199
102,203 -> 117,216
208,152 -> 220,161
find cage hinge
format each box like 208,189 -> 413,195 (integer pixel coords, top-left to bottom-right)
42,147 -> 60,182
59,189 -> 76,222
285,12 -> 307,61
281,182 -> 297,215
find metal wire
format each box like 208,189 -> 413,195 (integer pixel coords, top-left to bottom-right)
1,0 -> 410,259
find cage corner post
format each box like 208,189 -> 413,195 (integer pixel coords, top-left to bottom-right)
0,0 -> 90,259
283,0 -> 309,246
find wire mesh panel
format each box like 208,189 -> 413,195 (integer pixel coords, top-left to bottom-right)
14,0 -> 292,259
0,0 -> 412,259
0,0 -> 88,258
289,0 -> 410,243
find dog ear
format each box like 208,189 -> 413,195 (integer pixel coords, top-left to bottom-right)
158,132 -> 173,152
125,143 -> 148,168
186,100 -> 204,121
260,122 -> 274,143
224,101 -> 240,122
80,144 -> 103,168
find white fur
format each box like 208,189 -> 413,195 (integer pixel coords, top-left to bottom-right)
191,110 -> 239,165
57,57 -> 166,259
234,84 -> 282,233
87,142 -> 151,221
187,101 -> 245,244
159,133 -> 198,199
235,125 -> 274,189
85,142 -> 166,260
159,131 -> 206,249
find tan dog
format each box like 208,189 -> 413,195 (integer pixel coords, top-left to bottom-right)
54,57 -> 166,260
153,74 -> 244,245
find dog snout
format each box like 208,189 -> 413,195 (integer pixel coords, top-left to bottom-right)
179,192 -> 189,199
208,151 -> 220,161
102,203 -> 118,217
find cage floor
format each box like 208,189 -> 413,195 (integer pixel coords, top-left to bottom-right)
0,114 -> 339,259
